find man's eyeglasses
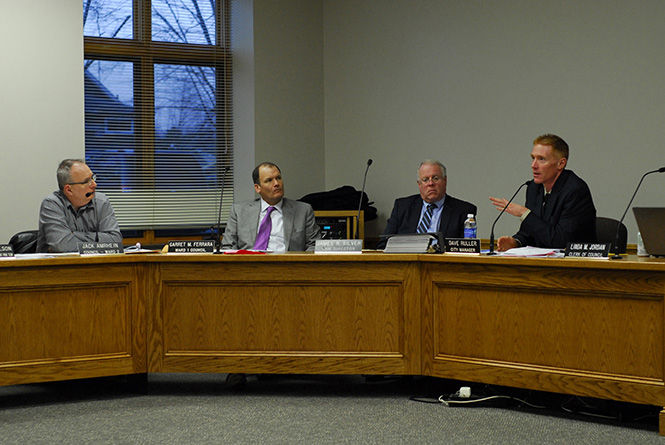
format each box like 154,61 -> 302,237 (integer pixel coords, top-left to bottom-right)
419,175 -> 442,184
68,173 -> 97,186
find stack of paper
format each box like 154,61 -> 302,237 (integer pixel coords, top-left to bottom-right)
499,246 -> 563,257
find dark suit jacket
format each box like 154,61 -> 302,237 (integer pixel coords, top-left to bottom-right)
377,194 -> 477,249
514,169 -> 596,248
222,197 -> 320,251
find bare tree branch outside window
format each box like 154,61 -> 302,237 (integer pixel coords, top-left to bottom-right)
82,0 -> 231,230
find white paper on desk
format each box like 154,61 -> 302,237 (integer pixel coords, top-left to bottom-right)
499,246 -> 564,257
5,252 -> 81,260
124,249 -> 161,254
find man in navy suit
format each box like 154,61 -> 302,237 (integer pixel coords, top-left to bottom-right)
377,160 -> 477,249
222,162 -> 320,251
489,134 -> 596,251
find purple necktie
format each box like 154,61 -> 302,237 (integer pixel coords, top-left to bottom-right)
252,206 -> 275,250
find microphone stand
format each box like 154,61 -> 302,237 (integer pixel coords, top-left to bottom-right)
610,167 -> 665,259
214,166 -> 230,254
488,181 -> 529,255
354,159 -> 373,240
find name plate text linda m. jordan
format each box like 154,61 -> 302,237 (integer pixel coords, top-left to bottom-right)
565,242 -> 610,258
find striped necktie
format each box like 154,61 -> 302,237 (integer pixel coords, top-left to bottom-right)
417,204 -> 436,234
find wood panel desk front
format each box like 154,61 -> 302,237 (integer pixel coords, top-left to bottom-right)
1,253 -> 665,432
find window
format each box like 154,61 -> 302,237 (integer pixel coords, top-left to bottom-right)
83,0 -> 232,231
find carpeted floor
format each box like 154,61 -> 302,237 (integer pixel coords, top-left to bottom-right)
0,374 -> 662,444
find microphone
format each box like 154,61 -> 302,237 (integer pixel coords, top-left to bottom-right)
354,159 -> 373,240
85,191 -> 94,197
488,181 -> 529,255
610,166 -> 665,259
214,166 -> 231,254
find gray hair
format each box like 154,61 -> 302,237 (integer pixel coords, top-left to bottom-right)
57,159 -> 85,191
418,160 -> 447,178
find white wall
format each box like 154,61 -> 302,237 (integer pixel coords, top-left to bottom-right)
323,0 -> 665,242
231,0 -> 257,202
0,0 -> 84,242
252,0 -> 324,200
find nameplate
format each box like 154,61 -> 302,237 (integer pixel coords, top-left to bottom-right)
315,239 -> 363,254
167,240 -> 215,253
0,244 -> 14,257
565,242 -> 610,258
444,238 -> 481,254
78,242 -> 124,255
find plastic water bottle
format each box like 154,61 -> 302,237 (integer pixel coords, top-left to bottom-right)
463,214 -> 477,239
637,232 -> 648,256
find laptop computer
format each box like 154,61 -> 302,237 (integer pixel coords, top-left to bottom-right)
632,207 -> 665,257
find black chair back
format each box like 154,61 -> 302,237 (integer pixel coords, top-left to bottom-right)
9,230 -> 39,254
596,217 -> 627,254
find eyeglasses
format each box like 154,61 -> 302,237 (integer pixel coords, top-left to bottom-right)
68,173 -> 97,186
418,175 -> 442,184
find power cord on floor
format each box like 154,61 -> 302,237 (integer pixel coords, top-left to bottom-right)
408,396 -> 444,404
560,396 -> 619,420
411,385 -> 660,426
410,385 -> 546,409
439,394 -> 545,409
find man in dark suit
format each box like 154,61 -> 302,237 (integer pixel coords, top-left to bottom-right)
489,134 -> 596,251
377,160 -> 477,249
222,162 -> 320,251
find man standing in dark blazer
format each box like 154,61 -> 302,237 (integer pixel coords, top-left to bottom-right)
377,160 -> 477,249
489,134 -> 596,251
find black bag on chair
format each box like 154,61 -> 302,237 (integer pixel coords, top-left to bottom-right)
9,230 -> 39,254
299,186 -> 378,221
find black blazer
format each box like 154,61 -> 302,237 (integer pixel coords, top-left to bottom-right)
377,194 -> 477,249
514,169 -> 596,248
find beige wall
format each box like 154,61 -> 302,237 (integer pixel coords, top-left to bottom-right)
0,0 -> 84,242
252,0 -> 324,201
229,0 -> 327,203
233,0 -> 325,203
323,0 -> 665,241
